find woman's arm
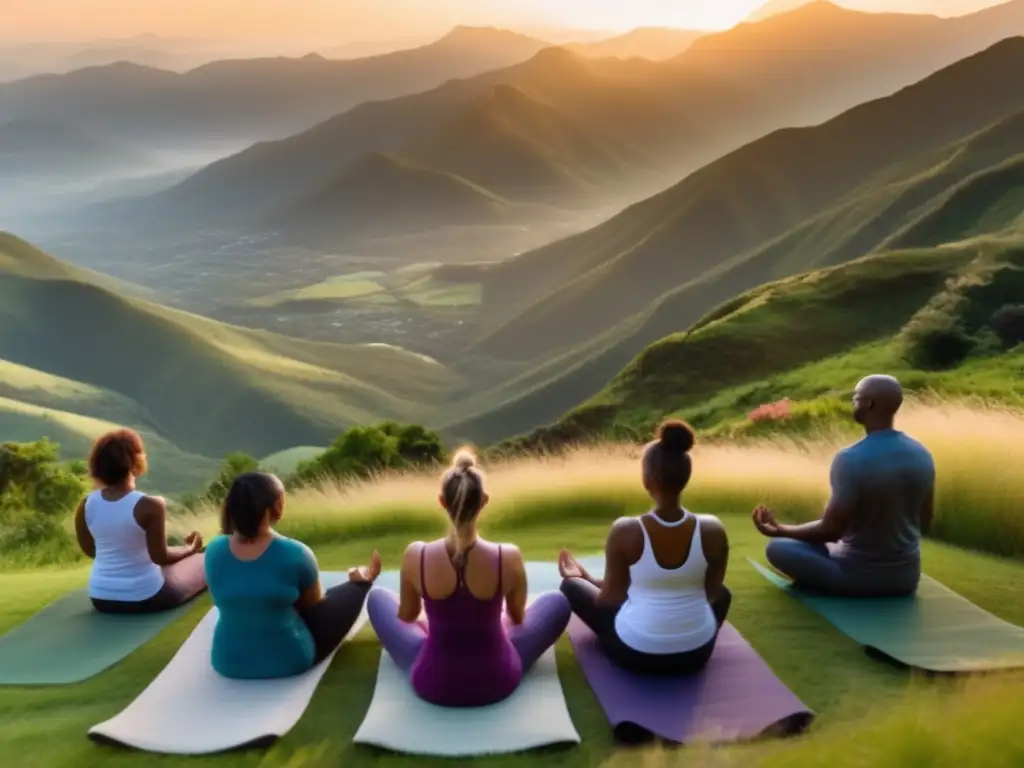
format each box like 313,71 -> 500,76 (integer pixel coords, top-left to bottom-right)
503,545 -> 527,626
74,500 -> 96,559
137,496 -> 199,566
295,541 -> 323,610
397,543 -> 424,623
700,516 -> 729,600
589,518 -> 634,609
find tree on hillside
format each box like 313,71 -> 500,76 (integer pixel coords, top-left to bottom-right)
289,422 -> 444,488
0,439 -> 88,557
204,452 -> 260,505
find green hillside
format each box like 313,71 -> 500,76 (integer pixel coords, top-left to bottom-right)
279,151 -> 508,245
490,240 -> 1023,451
0,234 -> 461,489
445,52 -> 1024,444
471,38 -> 1024,365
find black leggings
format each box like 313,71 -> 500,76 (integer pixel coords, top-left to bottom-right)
298,581 -> 371,664
561,577 -> 732,676
92,552 -> 208,614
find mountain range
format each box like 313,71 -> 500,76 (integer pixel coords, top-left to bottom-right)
0,27 -> 550,147
440,36 -> 1024,442
5,9 -> 1024,488
92,1 -> 1024,247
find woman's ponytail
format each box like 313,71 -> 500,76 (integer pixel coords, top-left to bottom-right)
441,449 -> 483,568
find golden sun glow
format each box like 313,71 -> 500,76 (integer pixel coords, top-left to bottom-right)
0,0 -> 1011,42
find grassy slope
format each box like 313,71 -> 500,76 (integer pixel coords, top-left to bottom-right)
472,38 -> 1024,364
489,240 -> 1023,450
0,233 -> 459,486
0,387 -> 216,493
2,412 -> 1023,766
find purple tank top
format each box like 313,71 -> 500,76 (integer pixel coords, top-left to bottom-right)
410,543 -> 522,707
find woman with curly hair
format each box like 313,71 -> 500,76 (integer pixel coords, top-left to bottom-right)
74,429 -> 207,613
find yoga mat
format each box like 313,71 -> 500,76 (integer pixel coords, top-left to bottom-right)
569,617 -> 813,744
353,589 -> 580,756
0,589 -> 196,686
751,559 -> 1024,673
88,572 -> 366,754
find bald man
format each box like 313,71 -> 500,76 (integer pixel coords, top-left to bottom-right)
751,375 -> 935,597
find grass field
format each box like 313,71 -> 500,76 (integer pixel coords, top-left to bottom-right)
1,403 -> 1022,766
253,266 -> 482,310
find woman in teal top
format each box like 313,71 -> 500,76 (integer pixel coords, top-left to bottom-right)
205,472 -> 381,679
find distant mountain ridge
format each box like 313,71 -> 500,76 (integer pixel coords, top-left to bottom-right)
0,26 -> 551,147
566,28 -> 704,60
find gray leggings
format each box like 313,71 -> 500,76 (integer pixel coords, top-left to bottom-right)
91,552 -> 207,614
765,539 -> 919,597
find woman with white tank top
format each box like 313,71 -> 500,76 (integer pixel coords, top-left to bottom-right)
558,420 -> 731,675
73,430 -> 207,613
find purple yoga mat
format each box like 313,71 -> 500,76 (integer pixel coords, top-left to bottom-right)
568,617 -> 814,744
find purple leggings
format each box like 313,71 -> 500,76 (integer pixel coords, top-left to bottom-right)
366,588 -> 571,673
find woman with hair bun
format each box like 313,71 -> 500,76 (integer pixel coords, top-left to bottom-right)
559,420 -> 731,675
74,429 -> 207,613
204,472 -> 379,679
366,448 -> 571,707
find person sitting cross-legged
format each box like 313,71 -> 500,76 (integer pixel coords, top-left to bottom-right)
752,375 -> 935,597
366,448 -> 572,707
205,472 -> 380,679
559,420 -> 731,676
75,429 -> 207,614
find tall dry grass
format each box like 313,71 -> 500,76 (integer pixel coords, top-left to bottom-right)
176,401 -> 1023,559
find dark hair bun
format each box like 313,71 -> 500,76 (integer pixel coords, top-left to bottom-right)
657,420 -> 695,454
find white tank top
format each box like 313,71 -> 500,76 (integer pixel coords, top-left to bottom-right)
85,490 -> 165,602
614,510 -> 718,655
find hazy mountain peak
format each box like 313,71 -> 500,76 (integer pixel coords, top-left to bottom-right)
437,25 -> 543,47
746,0 -> 840,22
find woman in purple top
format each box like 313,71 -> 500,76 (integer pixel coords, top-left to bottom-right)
366,449 -> 571,707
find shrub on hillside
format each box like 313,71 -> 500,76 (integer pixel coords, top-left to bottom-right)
900,308 -> 978,370
288,422 -> 444,488
0,439 -> 88,559
991,304 -> 1024,346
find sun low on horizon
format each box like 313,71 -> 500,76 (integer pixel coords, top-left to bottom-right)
1,0 -> 1009,42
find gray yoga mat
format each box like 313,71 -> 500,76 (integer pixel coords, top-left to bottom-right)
353,562 -> 580,756
88,572 -> 366,754
751,559 -> 1024,673
0,588 -> 197,686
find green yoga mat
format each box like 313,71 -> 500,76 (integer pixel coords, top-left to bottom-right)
0,589 -> 196,685
750,559 -> 1024,673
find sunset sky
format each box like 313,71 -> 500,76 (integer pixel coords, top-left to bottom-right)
1,0 -> 1008,43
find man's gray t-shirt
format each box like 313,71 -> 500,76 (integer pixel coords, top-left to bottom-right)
829,430 -> 935,575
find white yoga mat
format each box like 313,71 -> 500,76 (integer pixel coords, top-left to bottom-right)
353,580 -> 582,756
87,572 -> 366,755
